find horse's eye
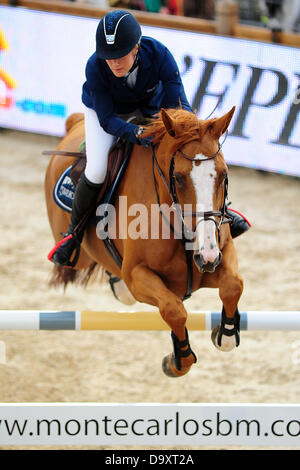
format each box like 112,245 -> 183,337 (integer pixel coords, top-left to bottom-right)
174,172 -> 184,188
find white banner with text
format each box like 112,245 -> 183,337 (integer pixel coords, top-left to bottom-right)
0,403 -> 299,446
0,6 -> 299,176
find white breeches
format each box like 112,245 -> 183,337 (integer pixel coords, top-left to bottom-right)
84,106 -> 114,185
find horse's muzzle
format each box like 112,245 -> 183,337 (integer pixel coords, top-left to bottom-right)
193,251 -> 222,273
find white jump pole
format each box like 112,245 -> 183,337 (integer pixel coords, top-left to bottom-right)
0,310 -> 298,331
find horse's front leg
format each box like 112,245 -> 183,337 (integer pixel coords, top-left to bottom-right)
210,241 -> 244,352
125,264 -> 197,377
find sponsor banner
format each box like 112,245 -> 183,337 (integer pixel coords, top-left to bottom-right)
0,6 -> 93,134
0,403 -> 299,446
0,6 -> 299,176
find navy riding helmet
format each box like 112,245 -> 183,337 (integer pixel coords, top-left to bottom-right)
96,10 -> 142,60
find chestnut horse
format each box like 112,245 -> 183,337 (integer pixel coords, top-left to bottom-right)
45,107 -> 243,377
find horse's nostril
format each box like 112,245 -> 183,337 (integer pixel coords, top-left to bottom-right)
193,252 -> 205,270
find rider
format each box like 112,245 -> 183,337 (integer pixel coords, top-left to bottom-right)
49,10 -> 250,267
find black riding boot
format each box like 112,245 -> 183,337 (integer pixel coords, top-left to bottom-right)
50,174 -> 102,267
227,208 -> 251,239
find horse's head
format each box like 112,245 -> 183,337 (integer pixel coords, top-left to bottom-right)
144,106 -> 235,273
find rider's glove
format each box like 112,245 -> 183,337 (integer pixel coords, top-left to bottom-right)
135,126 -> 152,148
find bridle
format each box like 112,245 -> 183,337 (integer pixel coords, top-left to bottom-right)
151,132 -> 232,241
151,131 -> 232,300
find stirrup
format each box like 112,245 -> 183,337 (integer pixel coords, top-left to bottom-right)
226,205 -> 251,238
47,233 -> 81,268
228,207 -> 251,228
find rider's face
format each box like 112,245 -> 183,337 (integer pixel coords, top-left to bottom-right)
106,45 -> 139,78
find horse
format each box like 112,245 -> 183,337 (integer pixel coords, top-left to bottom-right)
45,106 -> 243,378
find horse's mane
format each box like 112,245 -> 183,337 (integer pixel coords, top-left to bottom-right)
142,108 -> 210,152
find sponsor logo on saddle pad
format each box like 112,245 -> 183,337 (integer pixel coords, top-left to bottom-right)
53,168 -> 99,227
53,166 -> 74,213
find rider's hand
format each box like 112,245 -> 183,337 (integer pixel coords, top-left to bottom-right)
135,126 -> 152,147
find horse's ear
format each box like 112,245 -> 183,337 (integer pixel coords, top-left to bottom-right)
209,106 -> 236,140
161,109 -> 176,138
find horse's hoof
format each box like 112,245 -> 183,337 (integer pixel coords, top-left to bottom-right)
162,353 -> 191,378
211,325 -> 220,348
211,325 -> 237,352
113,279 -> 136,305
105,272 -> 136,305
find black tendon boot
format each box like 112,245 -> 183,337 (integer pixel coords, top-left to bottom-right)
227,207 -> 251,239
49,174 -> 102,267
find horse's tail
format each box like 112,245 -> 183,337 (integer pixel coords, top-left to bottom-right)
65,113 -> 84,135
49,262 -> 102,290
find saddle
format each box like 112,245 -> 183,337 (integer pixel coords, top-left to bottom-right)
44,139 -> 133,269
44,116 -> 150,270
47,138 -> 132,214
69,115 -> 151,195
70,139 -> 132,202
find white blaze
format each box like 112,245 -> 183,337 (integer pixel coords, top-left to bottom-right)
190,155 -> 219,263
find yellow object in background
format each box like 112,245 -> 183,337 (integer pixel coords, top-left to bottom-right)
0,29 -> 9,51
0,68 -> 17,89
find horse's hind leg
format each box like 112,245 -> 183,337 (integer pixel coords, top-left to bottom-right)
125,264 -> 197,377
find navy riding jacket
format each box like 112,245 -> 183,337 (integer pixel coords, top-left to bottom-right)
82,36 -> 193,144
